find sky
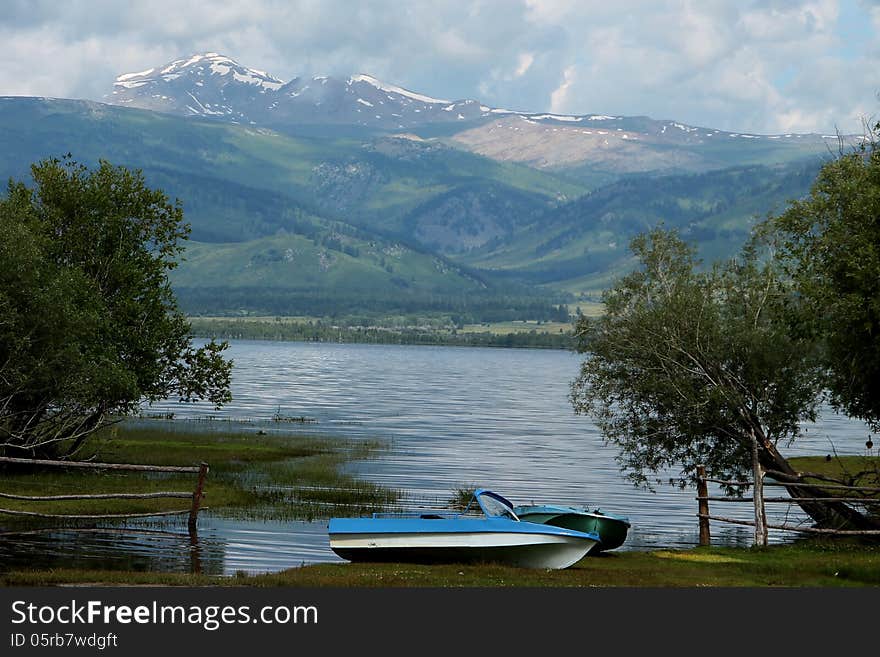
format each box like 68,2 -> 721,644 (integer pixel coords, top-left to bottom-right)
2,0 -> 879,135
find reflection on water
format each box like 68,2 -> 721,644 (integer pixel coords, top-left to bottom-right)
1,340 -> 872,574
0,516 -> 343,576
0,523 -> 224,575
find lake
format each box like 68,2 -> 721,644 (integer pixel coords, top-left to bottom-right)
0,340 -> 872,575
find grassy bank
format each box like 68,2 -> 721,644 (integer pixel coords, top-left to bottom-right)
4,541 -> 879,587
788,455 -> 880,489
0,423 -> 397,522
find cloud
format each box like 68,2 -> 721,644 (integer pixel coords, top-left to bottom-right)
515,52 -> 535,78
1,0 -> 877,134
550,65 -> 576,113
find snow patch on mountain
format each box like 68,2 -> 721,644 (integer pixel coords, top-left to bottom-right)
115,80 -> 149,89
530,114 -> 583,122
116,68 -> 155,82
349,74 -> 449,104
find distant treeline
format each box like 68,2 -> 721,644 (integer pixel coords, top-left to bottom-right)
189,318 -> 574,350
177,287 -> 571,324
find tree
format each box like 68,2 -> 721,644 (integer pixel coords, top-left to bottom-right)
0,156 -> 232,459
762,126 -> 880,431
570,227 -> 878,529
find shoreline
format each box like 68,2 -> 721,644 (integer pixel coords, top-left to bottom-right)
188,317 -> 575,350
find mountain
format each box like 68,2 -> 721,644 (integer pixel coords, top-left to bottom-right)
108,52 -> 487,131
107,52 -> 844,184
111,52 -> 285,120
449,114 -> 839,182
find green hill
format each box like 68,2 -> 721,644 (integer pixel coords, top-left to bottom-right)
460,159 -> 824,295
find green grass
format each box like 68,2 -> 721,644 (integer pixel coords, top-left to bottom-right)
789,455 -> 880,490
173,234 -> 486,296
0,423 -> 397,522
458,320 -> 573,335
4,541 -> 879,587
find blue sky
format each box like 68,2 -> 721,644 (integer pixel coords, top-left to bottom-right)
1,0 -> 878,134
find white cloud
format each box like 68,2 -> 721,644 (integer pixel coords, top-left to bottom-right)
523,0 -> 579,23
515,52 -> 535,78
433,28 -> 487,60
678,5 -> 731,66
550,65 -> 576,113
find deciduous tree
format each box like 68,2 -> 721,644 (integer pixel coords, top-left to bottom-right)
762,125 -> 880,432
0,157 -> 232,458
570,227 -> 878,529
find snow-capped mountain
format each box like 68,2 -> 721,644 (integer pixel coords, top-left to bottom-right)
107,52 -> 843,173
267,73 -> 491,128
111,53 -> 284,121
109,52 -> 654,132
109,52 -> 492,129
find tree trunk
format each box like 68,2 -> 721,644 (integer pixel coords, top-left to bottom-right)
755,432 -> 880,530
750,430 -> 768,546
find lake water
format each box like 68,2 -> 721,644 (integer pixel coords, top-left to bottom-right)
1,340 -> 873,575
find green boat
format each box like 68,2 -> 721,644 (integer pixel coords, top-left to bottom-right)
513,504 -> 631,553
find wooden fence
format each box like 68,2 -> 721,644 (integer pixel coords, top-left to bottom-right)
696,463 -> 880,546
0,456 -> 209,534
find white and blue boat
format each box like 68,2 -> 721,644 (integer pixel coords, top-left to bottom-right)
328,488 -> 600,569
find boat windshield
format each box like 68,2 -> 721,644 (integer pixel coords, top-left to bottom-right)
475,489 -> 519,520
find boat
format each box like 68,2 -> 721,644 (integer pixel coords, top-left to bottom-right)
328,488 -> 600,569
513,504 -> 631,553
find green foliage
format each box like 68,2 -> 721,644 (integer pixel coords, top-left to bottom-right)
763,129 -> 880,430
0,157 -> 232,457
570,228 -> 824,489
465,160 -> 822,289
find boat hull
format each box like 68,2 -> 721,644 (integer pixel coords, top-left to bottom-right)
514,506 -> 631,553
328,517 -> 599,569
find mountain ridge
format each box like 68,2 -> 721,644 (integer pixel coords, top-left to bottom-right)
105,52 -> 846,180
107,51 -> 847,140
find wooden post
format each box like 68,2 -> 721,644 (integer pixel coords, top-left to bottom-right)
188,462 -> 209,534
697,464 -> 710,546
751,431 -> 767,546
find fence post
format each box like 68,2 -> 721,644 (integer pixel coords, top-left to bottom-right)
697,464 -> 710,546
188,462 -> 209,534
751,431 -> 767,546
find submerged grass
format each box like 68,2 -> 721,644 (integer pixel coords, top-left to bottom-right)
4,541 -> 879,587
0,422 -> 398,522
